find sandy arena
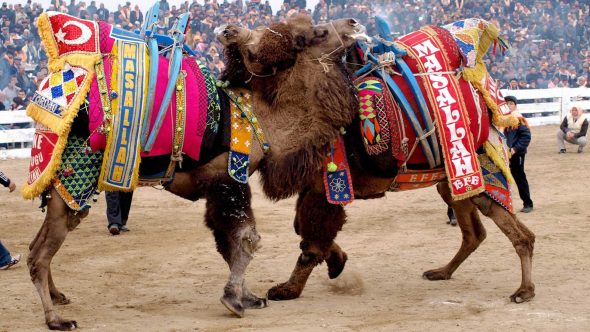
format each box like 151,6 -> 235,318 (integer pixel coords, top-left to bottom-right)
0,124 -> 589,331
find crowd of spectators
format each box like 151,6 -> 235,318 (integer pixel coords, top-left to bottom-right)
0,0 -> 588,111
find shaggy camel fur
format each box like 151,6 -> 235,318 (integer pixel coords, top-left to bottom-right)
218,17 -> 535,305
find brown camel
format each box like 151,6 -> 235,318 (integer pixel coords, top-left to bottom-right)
217,18 -> 535,306
27,15 -> 367,330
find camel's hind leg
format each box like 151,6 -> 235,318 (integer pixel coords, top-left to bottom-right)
423,182 -> 487,281
205,177 -> 266,317
28,189 -> 83,330
471,194 -> 535,302
267,190 -> 347,301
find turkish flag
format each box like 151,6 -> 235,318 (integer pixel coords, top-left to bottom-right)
47,12 -> 99,56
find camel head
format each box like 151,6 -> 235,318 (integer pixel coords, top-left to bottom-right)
296,17 -> 371,59
216,19 -> 299,81
217,16 -> 370,82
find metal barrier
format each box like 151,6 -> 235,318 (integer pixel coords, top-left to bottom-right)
501,88 -> 590,126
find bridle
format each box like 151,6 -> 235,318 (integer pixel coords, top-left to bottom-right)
312,21 -> 349,73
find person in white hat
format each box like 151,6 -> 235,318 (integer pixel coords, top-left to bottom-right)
557,105 -> 588,154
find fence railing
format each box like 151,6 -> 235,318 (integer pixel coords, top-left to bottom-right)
500,87 -> 590,126
0,110 -> 35,159
1,88 -> 589,159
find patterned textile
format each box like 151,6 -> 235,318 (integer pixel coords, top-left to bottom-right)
356,78 -> 391,156
323,136 -> 354,205
397,26 -> 485,200
226,89 -> 258,183
53,136 -> 103,211
198,60 -> 221,133
389,168 -> 446,191
98,39 -> 149,191
138,57 -> 210,160
478,153 -> 513,214
441,19 -> 516,129
28,62 -> 93,135
444,19 -> 508,69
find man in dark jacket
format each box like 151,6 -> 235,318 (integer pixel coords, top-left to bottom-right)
504,96 -> 533,213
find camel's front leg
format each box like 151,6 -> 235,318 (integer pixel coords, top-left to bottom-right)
471,194 -> 535,303
28,190 -> 82,330
267,190 -> 347,300
205,177 -> 267,317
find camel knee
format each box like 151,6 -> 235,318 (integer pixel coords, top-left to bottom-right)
513,233 -> 535,256
240,226 -> 261,256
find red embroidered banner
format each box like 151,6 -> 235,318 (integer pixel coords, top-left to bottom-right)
47,12 -> 100,57
398,27 -> 485,200
28,127 -> 60,186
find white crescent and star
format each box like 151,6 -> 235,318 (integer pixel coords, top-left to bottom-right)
54,20 -> 92,45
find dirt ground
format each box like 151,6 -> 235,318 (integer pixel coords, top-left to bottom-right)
0,124 -> 589,331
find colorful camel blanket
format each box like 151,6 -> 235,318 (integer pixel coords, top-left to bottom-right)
23,11 -> 215,202
395,26 -> 486,199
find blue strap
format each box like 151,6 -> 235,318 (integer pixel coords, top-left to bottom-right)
366,54 -> 436,167
371,16 -> 440,167
394,57 -> 441,166
143,13 -> 189,152
139,2 -> 160,37
141,37 -> 159,149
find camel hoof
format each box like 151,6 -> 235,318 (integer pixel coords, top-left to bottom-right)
220,295 -> 244,318
47,319 -> 77,331
422,269 -> 451,281
242,295 -> 268,309
327,251 -> 348,279
267,283 -> 301,301
510,288 -> 535,303
52,293 -> 71,305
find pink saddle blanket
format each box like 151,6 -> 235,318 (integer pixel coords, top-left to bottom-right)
88,23 -> 209,161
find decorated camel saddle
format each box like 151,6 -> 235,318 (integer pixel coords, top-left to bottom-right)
22,11 -> 226,210
330,18 -> 516,212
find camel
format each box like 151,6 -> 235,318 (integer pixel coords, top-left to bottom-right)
216,17 -> 536,305
26,14 -> 367,330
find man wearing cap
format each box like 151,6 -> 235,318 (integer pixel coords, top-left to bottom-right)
557,105 -> 588,154
504,96 -> 534,213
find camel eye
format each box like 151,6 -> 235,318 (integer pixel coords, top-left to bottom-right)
349,19 -> 359,27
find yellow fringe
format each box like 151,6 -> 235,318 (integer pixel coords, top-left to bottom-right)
483,141 -> 515,184
470,79 -> 519,129
21,134 -> 69,199
36,12 -> 59,62
450,187 -> 486,201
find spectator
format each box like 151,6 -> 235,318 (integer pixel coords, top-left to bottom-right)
106,191 -> 134,235
504,96 -> 534,213
2,76 -> 19,110
0,170 -> 19,271
557,105 -> 588,154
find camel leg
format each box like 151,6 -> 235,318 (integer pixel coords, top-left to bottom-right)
267,190 -> 346,301
28,190 -> 82,330
205,177 -> 266,317
471,194 -> 535,303
423,182 -> 487,280
48,269 -> 70,305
